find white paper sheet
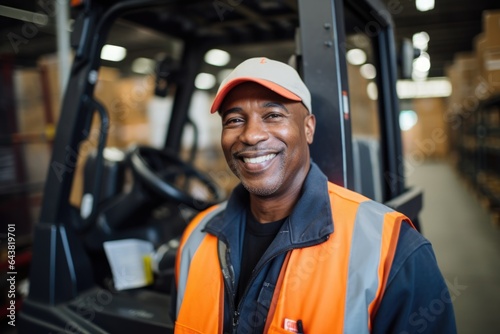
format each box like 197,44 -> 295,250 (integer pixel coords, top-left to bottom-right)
103,239 -> 154,291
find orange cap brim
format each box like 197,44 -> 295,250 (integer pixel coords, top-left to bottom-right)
210,77 -> 302,113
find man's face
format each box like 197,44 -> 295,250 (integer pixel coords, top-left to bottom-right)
219,82 -> 315,198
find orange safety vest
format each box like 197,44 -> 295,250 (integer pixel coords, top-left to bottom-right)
174,182 -> 412,334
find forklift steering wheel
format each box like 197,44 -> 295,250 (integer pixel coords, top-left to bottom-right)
129,146 -> 224,210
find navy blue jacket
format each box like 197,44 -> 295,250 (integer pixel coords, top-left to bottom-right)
173,163 -> 457,333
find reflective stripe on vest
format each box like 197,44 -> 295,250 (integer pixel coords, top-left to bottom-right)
174,183 -> 409,334
175,202 -> 227,319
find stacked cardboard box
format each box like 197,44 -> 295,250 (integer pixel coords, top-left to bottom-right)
447,10 -> 500,110
446,52 -> 480,111
476,11 -> 500,96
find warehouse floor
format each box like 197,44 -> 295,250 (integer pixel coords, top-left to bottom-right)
2,160 -> 499,333
407,160 -> 500,333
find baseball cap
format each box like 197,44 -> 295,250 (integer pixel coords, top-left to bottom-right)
210,57 -> 311,114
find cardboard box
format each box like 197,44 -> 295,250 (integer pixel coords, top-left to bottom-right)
446,53 -> 480,110
483,48 -> 500,90
92,68 -> 154,148
474,34 -> 486,74
478,10 -> 500,94
13,69 -> 45,133
483,10 -> 500,41
38,54 -> 63,123
453,52 -> 479,85
445,64 -> 461,109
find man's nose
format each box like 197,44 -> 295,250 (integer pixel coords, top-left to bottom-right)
239,117 -> 269,145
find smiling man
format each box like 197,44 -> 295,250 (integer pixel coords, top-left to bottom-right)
172,58 -> 456,334
219,81 -> 315,215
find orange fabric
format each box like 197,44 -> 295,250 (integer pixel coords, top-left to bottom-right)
265,183 -> 407,333
175,205 -> 220,287
175,233 -> 222,334
266,183 -> 364,333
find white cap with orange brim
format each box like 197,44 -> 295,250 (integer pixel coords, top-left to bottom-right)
210,57 -> 312,114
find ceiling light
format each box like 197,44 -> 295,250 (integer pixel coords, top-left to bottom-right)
399,110 -> 418,131
413,52 -> 431,72
412,32 -> 430,51
397,78 -> 452,99
416,0 -> 435,12
132,57 -> 156,74
101,44 -> 127,62
360,63 -> 376,80
367,82 -> 378,100
205,49 -> 231,67
195,73 -> 216,90
412,52 -> 430,81
346,48 -> 367,66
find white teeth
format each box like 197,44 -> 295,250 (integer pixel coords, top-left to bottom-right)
243,154 -> 276,164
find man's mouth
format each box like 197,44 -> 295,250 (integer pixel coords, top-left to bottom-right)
242,153 -> 276,164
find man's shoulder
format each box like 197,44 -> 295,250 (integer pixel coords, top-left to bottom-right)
327,181 -> 371,204
327,182 -> 410,223
396,223 -> 430,256
389,223 -> 433,283
326,182 -> 427,266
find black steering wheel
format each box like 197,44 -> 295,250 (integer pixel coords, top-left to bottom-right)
129,145 -> 224,210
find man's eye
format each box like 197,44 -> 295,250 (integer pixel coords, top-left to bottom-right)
266,112 -> 284,120
224,118 -> 243,126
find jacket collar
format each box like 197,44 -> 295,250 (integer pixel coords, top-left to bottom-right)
206,161 -> 334,246
287,162 -> 334,244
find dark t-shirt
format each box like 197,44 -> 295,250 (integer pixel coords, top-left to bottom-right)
235,212 -> 286,304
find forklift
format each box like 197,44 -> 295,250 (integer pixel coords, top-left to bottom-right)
18,0 -> 422,332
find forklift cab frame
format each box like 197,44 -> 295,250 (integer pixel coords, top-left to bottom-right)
19,0 -> 422,332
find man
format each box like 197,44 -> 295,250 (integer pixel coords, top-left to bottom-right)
172,57 -> 456,333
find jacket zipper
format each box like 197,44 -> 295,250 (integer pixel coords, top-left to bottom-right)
225,234 -> 330,333
217,237 -> 240,333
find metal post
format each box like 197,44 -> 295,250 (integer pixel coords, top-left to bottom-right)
56,0 -> 71,99
297,0 -> 353,188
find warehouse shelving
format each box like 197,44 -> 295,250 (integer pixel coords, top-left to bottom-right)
455,95 -> 500,225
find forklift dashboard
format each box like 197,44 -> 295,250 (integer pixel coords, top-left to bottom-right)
18,0 -> 422,332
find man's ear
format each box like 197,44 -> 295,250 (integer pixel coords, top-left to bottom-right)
305,114 -> 316,144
